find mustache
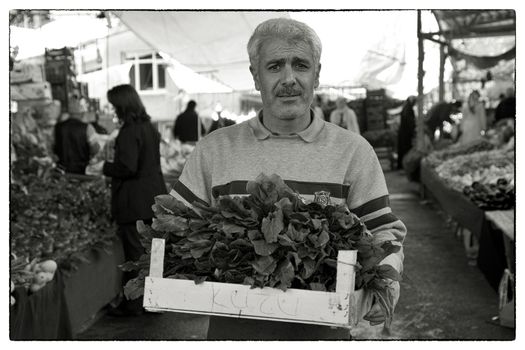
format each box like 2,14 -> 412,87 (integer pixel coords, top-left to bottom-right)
276,87 -> 302,97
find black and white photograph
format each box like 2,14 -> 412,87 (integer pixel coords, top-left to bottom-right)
7,5 -> 517,342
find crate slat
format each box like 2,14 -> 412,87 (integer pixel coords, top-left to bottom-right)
144,238 -> 362,327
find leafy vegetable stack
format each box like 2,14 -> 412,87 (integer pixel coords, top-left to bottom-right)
123,174 -> 401,329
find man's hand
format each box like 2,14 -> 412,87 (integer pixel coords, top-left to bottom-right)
363,280 -> 400,326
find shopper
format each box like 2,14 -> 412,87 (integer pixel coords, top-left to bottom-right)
424,100 -> 462,140
172,100 -> 205,143
329,97 -> 360,134
312,94 -> 325,120
397,96 -> 417,170
171,17 -> 406,340
494,87 -> 516,123
53,95 -> 100,174
457,90 -> 487,145
103,84 -> 167,316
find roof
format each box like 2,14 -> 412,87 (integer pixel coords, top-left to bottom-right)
432,10 -> 516,39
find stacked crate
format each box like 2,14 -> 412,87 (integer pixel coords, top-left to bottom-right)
365,89 -> 394,171
365,89 -> 386,131
45,47 -> 80,112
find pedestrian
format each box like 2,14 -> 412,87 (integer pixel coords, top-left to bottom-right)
424,99 -> 462,140
329,97 -> 360,134
494,87 -> 515,123
170,17 -> 406,340
312,94 -> 325,120
90,112 -> 108,135
397,96 -> 416,170
103,84 -> 167,316
457,90 -> 487,145
172,100 -> 205,143
53,95 -> 100,174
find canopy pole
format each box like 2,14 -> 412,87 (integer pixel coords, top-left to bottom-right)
439,44 -> 445,102
416,10 -> 425,152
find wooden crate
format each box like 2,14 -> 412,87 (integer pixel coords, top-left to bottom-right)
143,238 -> 364,328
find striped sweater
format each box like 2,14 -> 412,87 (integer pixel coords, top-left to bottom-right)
170,112 -> 406,274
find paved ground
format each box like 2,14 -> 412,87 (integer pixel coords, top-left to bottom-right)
77,170 -> 515,340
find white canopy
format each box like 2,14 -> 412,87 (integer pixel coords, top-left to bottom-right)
114,11 -> 289,92
114,10 -> 445,98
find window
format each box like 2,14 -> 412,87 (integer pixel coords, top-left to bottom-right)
125,52 -> 167,91
79,42 -> 103,74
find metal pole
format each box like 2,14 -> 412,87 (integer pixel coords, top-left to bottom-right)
416,10 -> 425,151
439,44 -> 445,102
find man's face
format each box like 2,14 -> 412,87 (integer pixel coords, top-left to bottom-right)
250,38 -> 320,122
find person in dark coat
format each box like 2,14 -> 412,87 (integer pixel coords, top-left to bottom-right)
172,100 -> 205,143
424,100 -> 462,140
53,96 -> 100,174
494,88 -> 516,123
397,96 -> 416,170
103,84 -> 167,315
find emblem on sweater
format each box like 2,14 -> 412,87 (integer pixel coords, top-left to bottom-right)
314,191 -> 331,207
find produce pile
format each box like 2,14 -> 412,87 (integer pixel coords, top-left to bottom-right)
160,139 -> 195,177
463,178 -> 514,210
122,174 -> 402,330
10,110 -> 115,291
425,138 -> 495,168
434,149 -> 514,192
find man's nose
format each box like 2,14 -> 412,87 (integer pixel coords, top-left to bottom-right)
281,64 -> 296,86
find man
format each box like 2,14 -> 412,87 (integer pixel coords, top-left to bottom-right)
330,97 -> 360,134
172,100 -> 205,143
171,18 -> 406,340
424,100 -> 462,140
312,94 -> 325,120
53,96 -> 100,174
494,87 -> 515,123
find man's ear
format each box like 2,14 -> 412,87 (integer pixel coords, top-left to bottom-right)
314,63 -> 321,89
249,65 -> 260,91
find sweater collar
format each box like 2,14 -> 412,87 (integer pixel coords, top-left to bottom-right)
248,109 -> 324,143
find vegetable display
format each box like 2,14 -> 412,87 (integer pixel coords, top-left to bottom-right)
160,139 -> 195,177
434,149 -> 514,192
10,109 -> 115,291
425,138 -> 495,168
463,178 -> 515,210
122,173 -> 402,330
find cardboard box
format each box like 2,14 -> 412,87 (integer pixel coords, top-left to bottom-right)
10,62 -> 45,84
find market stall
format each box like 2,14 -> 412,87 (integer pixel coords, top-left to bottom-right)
419,121 -> 514,327
9,77 -> 124,338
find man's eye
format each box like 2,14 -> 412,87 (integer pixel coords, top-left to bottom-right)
295,63 -> 309,70
268,65 -> 280,72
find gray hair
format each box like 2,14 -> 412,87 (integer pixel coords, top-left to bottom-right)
247,17 -> 322,70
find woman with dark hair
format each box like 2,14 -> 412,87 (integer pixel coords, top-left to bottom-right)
103,84 -> 167,315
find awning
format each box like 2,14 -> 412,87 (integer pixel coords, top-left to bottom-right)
76,63 -> 132,102
161,53 -> 233,94
113,11 -> 288,91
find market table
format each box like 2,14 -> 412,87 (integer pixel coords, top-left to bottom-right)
64,238 -> 125,335
420,160 -> 508,291
10,238 -> 125,339
485,210 -> 515,328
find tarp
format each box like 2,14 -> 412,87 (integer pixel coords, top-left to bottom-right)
161,53 -> 233,94
114,10 -> 443,98
76,63 -> 132,103
113,11 -> 289,91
